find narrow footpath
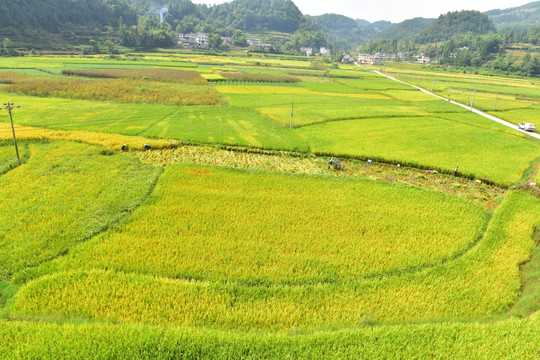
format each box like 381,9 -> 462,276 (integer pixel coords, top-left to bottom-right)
367,67 -> 540,141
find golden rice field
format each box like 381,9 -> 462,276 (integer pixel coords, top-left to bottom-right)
9,188 -> 540,331
21,164 -> 487,285
0,53 -> 539,358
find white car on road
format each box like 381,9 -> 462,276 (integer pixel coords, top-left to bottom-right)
518,123 -> 536,132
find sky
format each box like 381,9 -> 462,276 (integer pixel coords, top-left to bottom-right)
191,0 -> 534,23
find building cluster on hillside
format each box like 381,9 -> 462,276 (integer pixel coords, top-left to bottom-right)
176,32 -> 238,49
357,52 -> 431,65
175,32 -> 332,56
176,32 -> 209,48
247,38 -> 274,51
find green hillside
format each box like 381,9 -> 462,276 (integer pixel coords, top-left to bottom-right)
486,1 -> 540,29
377,18 -> 434,41
417,10 -> 496,43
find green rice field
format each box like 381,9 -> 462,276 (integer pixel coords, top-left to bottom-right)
0,53 -> 539,358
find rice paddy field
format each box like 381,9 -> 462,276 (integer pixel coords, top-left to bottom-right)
0,52 -> 539,359
381,62 -> 540,126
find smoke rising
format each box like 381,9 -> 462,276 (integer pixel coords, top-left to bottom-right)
148,5 -> 169,23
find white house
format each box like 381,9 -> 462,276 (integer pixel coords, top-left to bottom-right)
417,55 -> 431,64
176,32 -> 208,48
320,47 -> 332,56
247,38 -> 262,46
342,54 -> 354,63
300,47 -> 313,56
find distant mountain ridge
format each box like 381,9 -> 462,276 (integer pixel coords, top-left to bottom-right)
485,1 -> 540,29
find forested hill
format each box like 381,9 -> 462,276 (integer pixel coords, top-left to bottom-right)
377,18 -> 434,41
309,15 -> 433,47
0,0 -> 137,32
486,1 -> 540,29
0,0 -> 320,49
207,0 -> 303,33
416,11 -> 496,43
308,14 -> 376,48
127,0 -> 304,33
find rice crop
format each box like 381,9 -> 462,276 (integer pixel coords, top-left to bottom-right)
381,63 -> 540,125
0,141 -> 161,279
0,95 -> 307,152
0,315 -> 539,359
61,68 -> 207,84
297,115 -> 540,185
216,72 -> 299,83
3,76 -> 221,106
19,164 -> 487,286
223,92 -> 426,126
9,192 -> 539,330
0,142 -> 28,174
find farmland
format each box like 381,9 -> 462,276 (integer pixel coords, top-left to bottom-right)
381,62 -> 540,126
0,52 -> 539,358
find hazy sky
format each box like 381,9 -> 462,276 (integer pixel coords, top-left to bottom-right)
192,0 -> 533,23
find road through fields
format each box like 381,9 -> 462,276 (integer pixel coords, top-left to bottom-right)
365,66 -> 540,141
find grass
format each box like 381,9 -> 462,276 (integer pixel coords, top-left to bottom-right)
0,141 -> 161,280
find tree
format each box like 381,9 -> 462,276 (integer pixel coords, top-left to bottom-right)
89,39 -> 100,53
2,38 -> 17,56
232,29 -> 247,47
209,33 -> 223,49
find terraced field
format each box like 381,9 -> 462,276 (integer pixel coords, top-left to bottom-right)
0,53 -> 539,358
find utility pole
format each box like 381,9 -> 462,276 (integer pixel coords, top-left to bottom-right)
470,84 -> 477,111
493,92 -> 498,111
417,73 -> 421,89
2,102 -> 21,165
431,77 -> 435,92
290,101 -> 294,129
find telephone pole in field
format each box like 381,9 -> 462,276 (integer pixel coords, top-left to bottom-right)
290,101 -> 294,129
2,102 -> 21,165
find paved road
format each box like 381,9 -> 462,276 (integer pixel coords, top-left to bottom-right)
371,69 -> 540,141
